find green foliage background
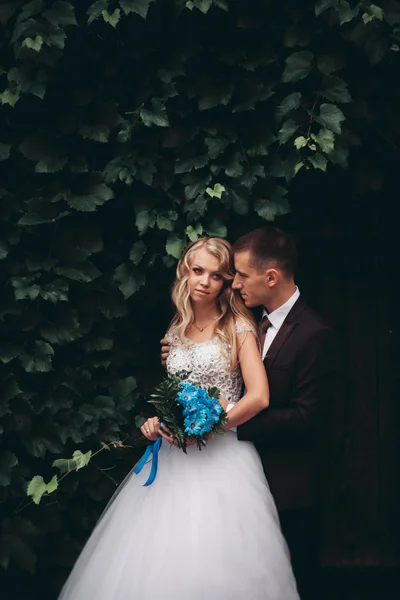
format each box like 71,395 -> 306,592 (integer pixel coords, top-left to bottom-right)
0,0 -> 399,597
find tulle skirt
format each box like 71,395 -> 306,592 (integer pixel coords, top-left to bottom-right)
58,431 -> 299,600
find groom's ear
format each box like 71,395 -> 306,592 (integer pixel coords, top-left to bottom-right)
265,268 -> 279,287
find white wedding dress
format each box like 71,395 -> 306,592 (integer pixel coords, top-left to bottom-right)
58,322 -> 299,600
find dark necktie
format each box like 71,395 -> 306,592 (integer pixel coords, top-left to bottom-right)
259,315 -> 272,353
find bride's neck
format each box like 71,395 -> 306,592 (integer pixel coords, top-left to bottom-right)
192,303 -> 219,322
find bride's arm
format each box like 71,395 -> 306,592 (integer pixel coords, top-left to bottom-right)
224,332 -> 269,430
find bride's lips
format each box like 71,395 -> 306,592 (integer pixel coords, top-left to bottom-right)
195,289 -> 209,295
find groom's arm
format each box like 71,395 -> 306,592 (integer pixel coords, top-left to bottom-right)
237,328 -> 338,445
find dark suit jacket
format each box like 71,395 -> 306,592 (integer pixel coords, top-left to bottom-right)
237,296 -> 338,511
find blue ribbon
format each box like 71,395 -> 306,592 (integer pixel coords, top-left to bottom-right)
133,436 -> 162,486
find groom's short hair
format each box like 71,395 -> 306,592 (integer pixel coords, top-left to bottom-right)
232,226 -> 297,276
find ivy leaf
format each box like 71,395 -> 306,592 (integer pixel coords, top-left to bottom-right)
19,342 -> 54,373
156,211 -> 178,231
294,136 -> 308,149
0,240 -> 9,259
315,0 -> 335,17
311,128 -> 335,154
175,155 -> 208,174
43,1 -> 77,26
102,8 -> 120,27
0,142 -> 11,161
317,54 -> 345,76
186,0 -> 213,14
205,183 -> 225,199
320,76 -> 351,103
21,35 -> 44,52
276,92 -> 302,120
79,124 -> 110,143
27,475 -> 58,504
72,450 -> 92,471
198,85 -> 234,110
225,153 -> 243,178
120,0 -> 155,19
87,0 -> 108,24
0,451 -> 18,487
11,277 -> 40,301
39,281 -> 69,303
310,153 -> 328,171
55,262 -> 101,283
67,184 -> 114,212
166,234 -> 185,259
316,103 -> 345,134
282,51 -> 313,83
254,186 -> 290,221
336,1 -> 360,25
185,224 -> 203,242
230,188 -> 249,215
140,99 -> 169,127
278,119 -> 298,145
203,220 -> 227,238
113,264 -> 145,298
0,88 -> 20,107
204,137 -> 229,159
136,210 -> 156,234
129,241 -> 147,265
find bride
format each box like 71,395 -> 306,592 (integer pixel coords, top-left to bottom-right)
58,237 -> 299,600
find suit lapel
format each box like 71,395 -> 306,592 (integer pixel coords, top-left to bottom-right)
263,296 -> 306,369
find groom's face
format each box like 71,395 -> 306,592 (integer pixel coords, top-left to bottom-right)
232,251 -> 270,308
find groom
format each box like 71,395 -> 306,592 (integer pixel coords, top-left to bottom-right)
161,226 -> 338,599
231,227 -> 337,600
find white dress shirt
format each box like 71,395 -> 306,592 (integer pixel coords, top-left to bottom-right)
261,287 -> 300,360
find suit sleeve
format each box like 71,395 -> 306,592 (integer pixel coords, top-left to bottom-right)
237,328 -> 338,446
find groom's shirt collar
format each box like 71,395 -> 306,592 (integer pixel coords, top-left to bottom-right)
262,287 -> 300,331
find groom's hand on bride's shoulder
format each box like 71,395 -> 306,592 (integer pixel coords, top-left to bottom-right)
160,338 -> 170,367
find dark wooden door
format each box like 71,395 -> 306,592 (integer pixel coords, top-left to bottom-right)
296,238 -> 400,567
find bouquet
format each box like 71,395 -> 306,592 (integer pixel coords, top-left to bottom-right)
150,370 -> 228,452
133,371 -> 228,485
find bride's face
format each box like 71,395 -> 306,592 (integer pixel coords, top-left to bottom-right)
187,248 -> 225,305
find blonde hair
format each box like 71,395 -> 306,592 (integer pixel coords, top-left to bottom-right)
168,237 -> 256,371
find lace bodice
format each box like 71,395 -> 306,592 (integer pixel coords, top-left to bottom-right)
165,321 -> 255,404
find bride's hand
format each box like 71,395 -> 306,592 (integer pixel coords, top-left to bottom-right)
141,417 -> 160,442
219,396 -> 228,411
